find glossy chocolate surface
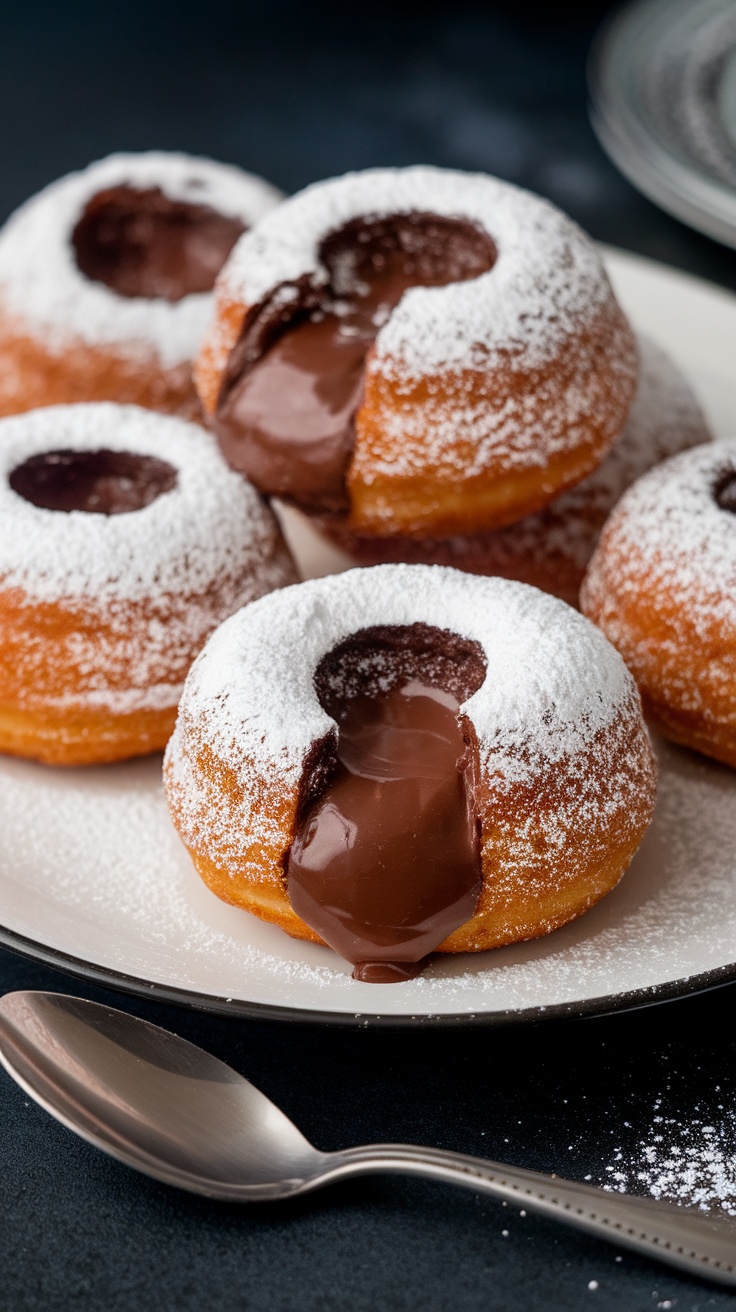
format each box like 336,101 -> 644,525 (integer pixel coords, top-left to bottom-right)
287,625 -> 486,982
72,185 -> 245,301
716,472 -> 736,513
214,213 -> 496,512
10,448 -> 178,514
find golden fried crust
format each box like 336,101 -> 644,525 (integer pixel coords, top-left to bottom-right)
0,587 -> 188,766
0,310 -> 201,421
0,702 -> 176,766
582,555 -> 736,769
346,314 -> 634,540
195,292 -> 637,540
165,704 -> 657,955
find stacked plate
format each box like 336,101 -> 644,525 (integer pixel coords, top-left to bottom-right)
590,0 -> 736,248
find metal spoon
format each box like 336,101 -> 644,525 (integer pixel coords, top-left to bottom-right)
0,990 -> 734,1287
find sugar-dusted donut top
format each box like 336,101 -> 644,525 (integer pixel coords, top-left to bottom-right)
584,441 -> 736,628
0,402 -> 288,605
217,166 -> 620,379
0,152 -> 282,368
170,564 -> 638,791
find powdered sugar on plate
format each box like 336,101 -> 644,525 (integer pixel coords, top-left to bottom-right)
0,730 -> 733,1015
0,152 -> 282,367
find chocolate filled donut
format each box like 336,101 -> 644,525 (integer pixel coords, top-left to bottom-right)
0,153 -> 282,421
165,565 -> 657,981
197,167 -> 637,540
0,402 -> 296,765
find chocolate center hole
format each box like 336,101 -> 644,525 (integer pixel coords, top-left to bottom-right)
214,213 -> 497,513
72,185 -> 245,301
715,472 -> 736,514
286,624 -> 486,983
10,448 -> 178,514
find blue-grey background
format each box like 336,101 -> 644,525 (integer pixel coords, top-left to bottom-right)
1,2 -> 736,1309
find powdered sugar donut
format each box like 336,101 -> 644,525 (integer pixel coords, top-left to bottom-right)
318,337 -> 711,605
0,153 -> 282,421
197,166 -> 638,540
0,403 -> 296,765
582,442 -> 736,768
165,565 -> 656,981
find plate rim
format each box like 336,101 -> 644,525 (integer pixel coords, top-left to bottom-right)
2,919 -> 736,1029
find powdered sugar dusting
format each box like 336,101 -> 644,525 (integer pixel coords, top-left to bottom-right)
169,565 -> 633,786
0,152 -> 282,367
336,336 -> 711,588
602,1103 -> 736,1215
480,336 -> 711,569
581,442 -> 736,740
221,166 -> 623,376
585,442 -> 736,628
0,403 -> 296,714
0,402 -> 287,603
163,566 -> 645,884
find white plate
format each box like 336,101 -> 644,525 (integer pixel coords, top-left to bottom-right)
1,247 -> 735,1025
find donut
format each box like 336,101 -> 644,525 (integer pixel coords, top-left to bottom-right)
581,442 -> 736,769
0,402 -> 296,766
164,565 -> 656,981
0,152 -> 282,421
315,337 -> 711,606
196,166 -> 638,540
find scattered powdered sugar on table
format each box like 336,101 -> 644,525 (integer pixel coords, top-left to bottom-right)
0,151 -> 282,367
602,1101 -> 736,1215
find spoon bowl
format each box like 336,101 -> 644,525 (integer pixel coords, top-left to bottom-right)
0,990 -> 321,1197
1,990 -> 735,1287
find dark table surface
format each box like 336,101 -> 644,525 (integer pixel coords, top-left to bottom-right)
1,3 -> 736,1309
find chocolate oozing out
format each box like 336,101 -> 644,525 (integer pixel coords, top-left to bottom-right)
72,185 -> 245,301
9,448 -> 178,514
214,214 -> 496,513
715,471 -> 736,514
286,624 -> 486,982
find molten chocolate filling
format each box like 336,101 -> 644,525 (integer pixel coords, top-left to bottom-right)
286,625 -> 486,982
72,185 -> 245,301
10,448 -> 178,514
716,472 -> 736,514
214,214 -> 496,513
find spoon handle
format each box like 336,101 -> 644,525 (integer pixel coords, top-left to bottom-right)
326,1143 -> 736,1286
